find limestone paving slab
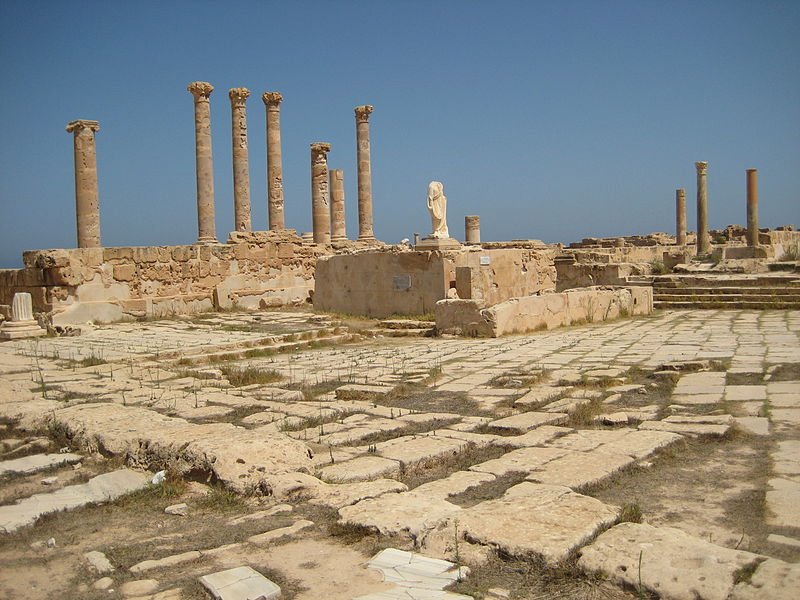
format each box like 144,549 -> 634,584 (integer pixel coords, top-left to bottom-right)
469,447 -> 566,477
308,479 -> 408,509
318,456 -> 400,483
454,482 -> 619,564
729,558 -> 800,600
527,448 -> 636,490
0,468 -> 149,532
639,420 -> 730,436
578,522 -> 765,600
199,565 -> 281,600
486,411 -> 568,433
766,477 -> 800,528
0,452 -> 82,476
377,435 -> 469,465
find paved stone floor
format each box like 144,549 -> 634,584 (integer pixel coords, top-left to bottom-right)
0,309 -> 797,599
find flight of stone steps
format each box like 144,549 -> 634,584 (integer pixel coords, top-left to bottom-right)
653,274 -> 800,310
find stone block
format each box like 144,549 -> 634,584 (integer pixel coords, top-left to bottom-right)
113,264 -> 136,282
103,247 -> 134,261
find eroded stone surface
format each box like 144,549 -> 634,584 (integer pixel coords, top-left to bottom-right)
578,523 -> 763,600
199,566 -> 281,600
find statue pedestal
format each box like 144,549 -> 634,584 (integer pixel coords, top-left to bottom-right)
415,237 -> 461,251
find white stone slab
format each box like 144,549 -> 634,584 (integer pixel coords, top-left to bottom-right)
469,447 -> 566,477
527,449 -> 635,490
0,469 -> 149,532
0,452 -> 82,476
199,566 -> 281,600
487,412 -> 568,433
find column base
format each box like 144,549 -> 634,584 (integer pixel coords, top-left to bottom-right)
197,236 -> 219,245
0,320 -> 47,340
331,235 -> 348,243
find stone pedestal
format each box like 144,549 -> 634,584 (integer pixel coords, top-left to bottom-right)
330,169 -> 347,242
66,119 -> 101,248
229,88 -> 251,232
188,82 -> 217,244
415,237 -> 461,251
0,293 -> 45,339
465,215 -> 481,244
262,92 -> 285,230
310,143 -> 332,244
675,188 -> 687,246
695,161 -> 709,254
355,105 -> 375,241
746,169 -> 759,247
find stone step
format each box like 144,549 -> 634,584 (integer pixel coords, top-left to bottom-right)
378,319 -> 436,330
653,286 -> 800,296
0,468 -> 150,533
367,327 -> 434,338
654,300 -> 800,310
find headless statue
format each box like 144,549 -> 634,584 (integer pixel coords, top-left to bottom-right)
426,181 -> 449,239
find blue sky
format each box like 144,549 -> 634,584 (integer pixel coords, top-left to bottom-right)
1,0 -> 798,267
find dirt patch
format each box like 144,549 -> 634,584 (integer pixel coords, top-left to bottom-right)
448,471 -> 529,507
768,362 -> 800,382
590,434 -> 775,554
379,383 -> 487,416
398,442 -> 511,490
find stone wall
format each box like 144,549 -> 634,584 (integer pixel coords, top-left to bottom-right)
0,230 -> 321,325
313,247 -> 557,318
436,286 -> 653,337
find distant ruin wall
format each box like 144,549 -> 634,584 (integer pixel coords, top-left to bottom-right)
313,247 -> 557,319
0,230 -> 321,325
436,286 -> 653,338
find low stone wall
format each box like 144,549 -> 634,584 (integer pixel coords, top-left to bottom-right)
436,286 -> 653,337
314,246 -> 557,318
0,230 -> 321,325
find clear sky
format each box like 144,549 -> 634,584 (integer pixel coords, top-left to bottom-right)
1,0 -> 798,267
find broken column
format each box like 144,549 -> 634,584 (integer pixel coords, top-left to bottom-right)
188,81 -> 217,244
695,161 -> 709,254
355,105 -> 375,241
262,91 -> 285,230
229,87 -> 251,232
66,119 -> 101,248
746,169 -> 759,247
310,143 -> 332,244
675,188 -> 687,245
465,215 -> 481,244
0,293 -> 46,339
330,169 -> 347,242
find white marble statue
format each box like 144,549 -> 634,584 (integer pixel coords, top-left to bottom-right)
426,181 -> 449,239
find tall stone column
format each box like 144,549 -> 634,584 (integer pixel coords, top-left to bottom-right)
188,81 -> 217,244
330,169 -> 347,242
746,169 -> 759,247
310,143 -> 332,244
465,215 -> 481,244
675,188 -> 687,246
262,92 -> 285,230
66,119 -> 101,248
355,105 -> 375,241
695,161 -> 709,254
229,87 -> 251,232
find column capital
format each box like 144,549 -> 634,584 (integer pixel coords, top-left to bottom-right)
354,104 -> 374,122
310,142 -> 331,158
66,119 -> 100,133
262,91 -> 283,107
695,161 -> 708,175
228,87 -> 250,107
188,81 -> 214,101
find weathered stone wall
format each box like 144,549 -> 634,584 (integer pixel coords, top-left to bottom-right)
313,247 -> 557,318
436,286 -> 653,338
0,230 -> 321,324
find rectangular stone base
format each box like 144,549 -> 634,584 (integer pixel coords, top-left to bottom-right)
415,237 -> 461,251
0,323 -> 46,339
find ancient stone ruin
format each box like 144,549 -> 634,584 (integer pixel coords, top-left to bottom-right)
0,82 -> 798,599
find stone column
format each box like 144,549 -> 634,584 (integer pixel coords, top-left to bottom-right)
695,161 -> 709,254
188,81 -> 217,244
746,169 -> 759,247
229,88 -> 251,232
465,215 -> 481,244
355,105 -> 375,241
675,188 -> 687,246
310,143 -> 332,244
330,169 -> 347,242
0,293 -> 45,339
262,92 -> 285,230
66,119 -> 101,248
